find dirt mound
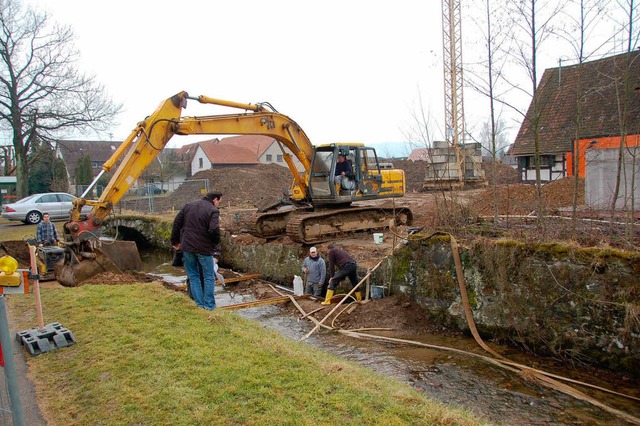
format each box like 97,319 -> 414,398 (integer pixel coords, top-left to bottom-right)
390,159 -> 518,193
0,241 -> 31,267
470,178 -> 585,216
542,177 -> 585,208
482,161 -> 518,185
391,159 -> 429,192
81,271 -> 157,285
163,164 -> 292,210
294,294 -> 442,336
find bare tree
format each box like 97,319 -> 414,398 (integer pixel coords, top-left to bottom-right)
504,0 -> 564,234
401,90 -> 439,153
465,0 -> 513,222
609,0 -> 638,226
0,0 -> 121,198
556,0 -> 614,233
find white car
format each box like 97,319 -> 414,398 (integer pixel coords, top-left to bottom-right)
1,192 -> 91,224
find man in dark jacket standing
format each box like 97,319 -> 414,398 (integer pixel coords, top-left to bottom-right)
171,191 -> 222,310
321,242 -> 361,305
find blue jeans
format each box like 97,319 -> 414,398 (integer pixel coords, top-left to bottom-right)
183,251 -> 216,310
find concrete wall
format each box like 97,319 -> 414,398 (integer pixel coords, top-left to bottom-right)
585,147 -> 640,209
424,142 -> 485,184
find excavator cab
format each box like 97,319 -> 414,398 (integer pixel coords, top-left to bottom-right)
307,143 -> 394,205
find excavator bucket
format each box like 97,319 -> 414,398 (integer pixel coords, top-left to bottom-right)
55,241 -> 142,287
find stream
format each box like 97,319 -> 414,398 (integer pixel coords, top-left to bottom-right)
141,251 -> 640,425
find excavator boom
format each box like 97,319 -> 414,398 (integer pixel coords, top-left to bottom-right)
58,92 -> 411,286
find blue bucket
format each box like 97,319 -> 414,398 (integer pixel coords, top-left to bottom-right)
370,285 -> 385,299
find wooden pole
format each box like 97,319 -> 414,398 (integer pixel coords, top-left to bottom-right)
301,258 -> 385,341
28,245 -> 45,331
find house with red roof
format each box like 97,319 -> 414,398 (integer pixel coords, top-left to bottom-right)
182,135 -> 304,176
407,148 -> 430,162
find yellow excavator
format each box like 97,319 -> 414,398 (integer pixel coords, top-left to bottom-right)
56,92 -> 412,286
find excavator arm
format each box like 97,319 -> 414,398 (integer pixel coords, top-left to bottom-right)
66,91 -> 315,240
58,91 -> 412,286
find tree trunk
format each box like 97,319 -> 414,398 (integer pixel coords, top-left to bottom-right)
13,137 -> 28,198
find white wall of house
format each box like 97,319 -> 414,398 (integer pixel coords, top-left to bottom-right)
258,143 -> 305,172
519,154 -> 566,182
191,146 -> 213,175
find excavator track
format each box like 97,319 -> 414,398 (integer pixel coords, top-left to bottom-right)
285,206 -> 413,244
247,209 -> 297,239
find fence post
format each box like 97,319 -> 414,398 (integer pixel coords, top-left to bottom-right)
0,295 -> 25,426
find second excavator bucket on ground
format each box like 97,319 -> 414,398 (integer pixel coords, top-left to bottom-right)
55,241 -> 142,287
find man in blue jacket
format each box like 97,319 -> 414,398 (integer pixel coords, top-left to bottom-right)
171,191 -> 222,310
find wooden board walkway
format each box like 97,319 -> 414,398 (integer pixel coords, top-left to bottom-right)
220,294 -> 310,310
174,273 -> 262,291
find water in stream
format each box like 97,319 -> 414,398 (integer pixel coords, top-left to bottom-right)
141,250 -> 640,425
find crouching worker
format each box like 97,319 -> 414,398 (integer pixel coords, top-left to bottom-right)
302,246 -> 326,297
321,243 -> 361,305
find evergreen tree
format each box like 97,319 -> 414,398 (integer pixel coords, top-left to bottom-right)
75,154 -> 93,187
28,143 -> 55,193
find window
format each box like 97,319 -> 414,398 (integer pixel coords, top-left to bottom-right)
199,158 -> 203,168
277,155 -> 283,163
58,194 -> 74,202
38,194 -> 58,203
266,154 -> 273,162
543,155 -> 555,167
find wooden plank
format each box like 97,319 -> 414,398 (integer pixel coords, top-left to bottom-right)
222,273 -> 262,284
219,296 -> 290,310
220,294 -> 309,310
174,273 -> 262,291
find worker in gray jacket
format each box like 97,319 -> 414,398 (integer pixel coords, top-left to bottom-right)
302,246 -> 326,297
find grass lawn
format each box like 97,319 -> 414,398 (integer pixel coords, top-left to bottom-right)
0,219 -> 65,242
6,283 -> 486,425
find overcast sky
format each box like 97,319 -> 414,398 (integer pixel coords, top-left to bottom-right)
23,0 -> 636,156
20,0 -> 464,155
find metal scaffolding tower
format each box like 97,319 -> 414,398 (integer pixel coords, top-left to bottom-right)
442,0 -> 466,184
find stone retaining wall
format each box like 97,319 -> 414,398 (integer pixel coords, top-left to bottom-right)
375,234 -> 640,375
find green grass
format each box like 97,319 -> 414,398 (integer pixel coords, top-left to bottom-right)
0,220 -> 66,242
7,284 -> 485,425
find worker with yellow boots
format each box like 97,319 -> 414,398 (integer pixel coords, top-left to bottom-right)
321,243 -> 361,305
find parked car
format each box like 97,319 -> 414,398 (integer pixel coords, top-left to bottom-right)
136,184 -> 166,196
1,192 -> 92,224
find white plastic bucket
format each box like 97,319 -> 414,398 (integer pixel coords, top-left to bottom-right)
373,233 -> 383,244
293,275 -> 304,296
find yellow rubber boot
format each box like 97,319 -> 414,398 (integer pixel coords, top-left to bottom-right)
321,290 -> 334,305
355,291 -> 362,302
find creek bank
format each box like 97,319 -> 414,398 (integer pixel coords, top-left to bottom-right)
380,233 -> 640,376
106,215 -> 640,376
